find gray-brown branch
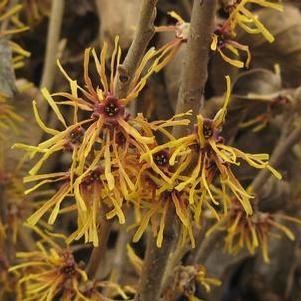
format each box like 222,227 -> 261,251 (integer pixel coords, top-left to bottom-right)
86,214 -> 113,279
40,0 -> 65,90
173,0 -> 217,138
251,122 -> 301,196
137,1 -> 218,300
116,0 -> 158,98
136,209 -> 176,301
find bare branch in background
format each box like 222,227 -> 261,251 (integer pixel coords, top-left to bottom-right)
116,0 -> 158,98
40,0 -> 65,90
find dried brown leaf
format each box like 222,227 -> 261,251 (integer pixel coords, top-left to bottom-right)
95,0 -> 140,49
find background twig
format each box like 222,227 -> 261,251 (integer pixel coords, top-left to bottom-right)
40,0 -> 65,90
116,0 -> 158,99
86,213 -> 113,279
251,122 -> 301,196
136,209 -> 175,301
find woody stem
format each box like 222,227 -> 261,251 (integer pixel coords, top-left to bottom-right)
40,0 -> 65,90
116,0 -> 158,99
136,208 -> 176,301
252,121 -> 301,196
137,1 -> 217,300
86,212 -> 113,279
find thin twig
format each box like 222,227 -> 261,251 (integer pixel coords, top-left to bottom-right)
136,209 -> 176,301
116,0 -> 157,99
161,234 -> 190,293
251,122 -> 301,195
105,212 -> 133,298
86,215 -> 113,279
40,0 -> 65,90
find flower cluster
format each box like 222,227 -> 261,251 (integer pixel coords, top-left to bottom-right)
136,76 -> 280,247
9,226 -> 127,300
212,0 -> 283,68
15,36 -> 182,247
207,200 -> 301,262
155,1 -> 282,69
3,1 -> 301,301
15,32 -> 283,253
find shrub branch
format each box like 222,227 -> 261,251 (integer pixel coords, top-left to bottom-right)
137,1 -> 217,300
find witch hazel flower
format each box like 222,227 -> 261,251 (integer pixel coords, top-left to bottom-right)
141,76 -> 281,219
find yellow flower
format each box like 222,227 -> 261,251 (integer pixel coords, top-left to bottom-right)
15,36 -> 185,246
141,76 -> 281,217
0,93 -> 23,140
10,41 -> 31,70
239,87 -> 291,132
9,226 -> 88,301
132,182 -> 196,248
212,0 -> 282,68
224,0 -> 283,43
9,226 -> 128,300
211,25 -> 251,68
154,11 -> 190,67
24,171 -> 72,226
15,36 -> 170,188
23,166 -> 125,247
131,114 -> 197,248
208,202 -> 301,262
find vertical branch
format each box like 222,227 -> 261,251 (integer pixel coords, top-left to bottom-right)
86,213 -> 113,279
0,184 -> 15,261
116,0 -> 157,98
173,0 -> 217,137
137,1 -> 217,300
40,0 -> 65,90
136,209 -> 176,301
